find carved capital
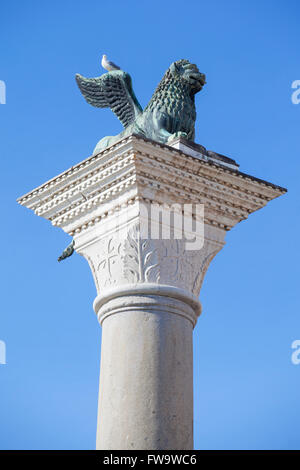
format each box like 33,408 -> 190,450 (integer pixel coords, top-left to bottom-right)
18,135 -> 286,327
77,220 -> 222,293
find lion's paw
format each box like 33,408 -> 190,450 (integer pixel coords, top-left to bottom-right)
167,132 -> 188,143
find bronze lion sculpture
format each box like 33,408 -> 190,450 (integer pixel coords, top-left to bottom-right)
76,59 -> 206,155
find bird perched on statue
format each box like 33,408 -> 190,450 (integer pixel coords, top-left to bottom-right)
58,239 -> 75,262
101,54 -> 120,71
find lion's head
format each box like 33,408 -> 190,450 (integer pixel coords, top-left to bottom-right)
169,59 -> 206,94
146,59 -> 206,114
145,59 -> 206,141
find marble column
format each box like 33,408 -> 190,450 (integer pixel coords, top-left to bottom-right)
18,134 -> 286,449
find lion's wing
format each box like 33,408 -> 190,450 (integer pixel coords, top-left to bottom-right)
75,71 -> 142,129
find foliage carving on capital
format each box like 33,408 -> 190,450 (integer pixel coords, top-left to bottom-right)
191,249 -> 220,296
87,222 -> 222,296
95,237 -> 122,288
123,224 -> 160,283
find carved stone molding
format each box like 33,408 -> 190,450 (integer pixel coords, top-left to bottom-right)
18,134 -> 286,237
18,134 -> 286,323
75,218 -> 224,306
93,283 -> 202,327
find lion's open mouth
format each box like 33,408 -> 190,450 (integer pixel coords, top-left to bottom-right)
189,72 -> 206,90
179,61 -> 206,91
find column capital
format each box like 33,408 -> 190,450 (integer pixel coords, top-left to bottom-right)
18,134 -> 286,316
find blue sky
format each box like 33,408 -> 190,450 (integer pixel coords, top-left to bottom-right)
0,0 -> 299,450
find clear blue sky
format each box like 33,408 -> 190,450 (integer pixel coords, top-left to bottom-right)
0,0 -> 299,450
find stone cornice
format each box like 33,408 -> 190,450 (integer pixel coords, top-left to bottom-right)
18,134 -> 287,235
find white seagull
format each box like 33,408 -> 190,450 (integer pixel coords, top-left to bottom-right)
101,54 -> 121,71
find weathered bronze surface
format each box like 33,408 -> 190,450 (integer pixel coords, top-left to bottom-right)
76,59 -> 206,154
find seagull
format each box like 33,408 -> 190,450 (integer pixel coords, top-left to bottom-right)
101,54 -> 121,72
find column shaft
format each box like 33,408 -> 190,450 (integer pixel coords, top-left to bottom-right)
95,289 -> 197,450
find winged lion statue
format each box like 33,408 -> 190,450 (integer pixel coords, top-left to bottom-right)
75,59 -> 206,155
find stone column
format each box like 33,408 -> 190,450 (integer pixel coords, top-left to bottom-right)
95,284 -> 197,449
18,135 -> 286,450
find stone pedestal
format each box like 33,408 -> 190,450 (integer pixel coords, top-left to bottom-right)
18,134 -> 286,449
